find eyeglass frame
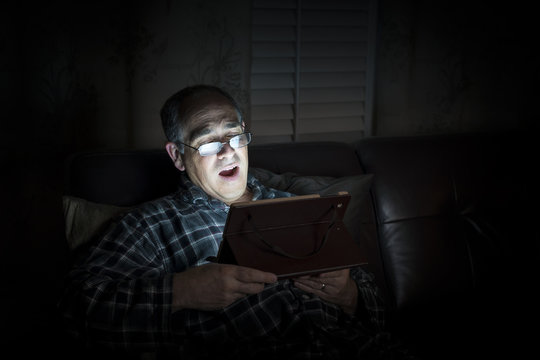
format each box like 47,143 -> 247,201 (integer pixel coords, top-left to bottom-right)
177,132 -> 252,156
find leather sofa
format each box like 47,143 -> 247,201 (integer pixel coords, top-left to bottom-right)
63,131 -> 538,359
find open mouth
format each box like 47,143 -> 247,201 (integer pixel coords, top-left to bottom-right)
219,165 -> 239,177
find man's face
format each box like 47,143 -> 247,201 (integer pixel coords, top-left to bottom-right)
179,94 -> 249,205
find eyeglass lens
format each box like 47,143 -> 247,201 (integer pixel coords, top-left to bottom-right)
198,133 -> 251,156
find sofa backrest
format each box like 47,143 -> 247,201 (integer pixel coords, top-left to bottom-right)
355,131 -> 538,324
249,141 -> 364,177
65,149 -> 179,207
65,141 -> 365,206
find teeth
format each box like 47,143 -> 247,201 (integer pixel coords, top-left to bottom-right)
222,165 -> 236,171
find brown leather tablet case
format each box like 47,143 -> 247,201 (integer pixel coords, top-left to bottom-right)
217,193 -> 367,278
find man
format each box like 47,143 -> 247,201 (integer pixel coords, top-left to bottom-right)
60,85 -> 410,359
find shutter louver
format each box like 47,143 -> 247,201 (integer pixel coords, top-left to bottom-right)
250,0 -> 377,144
250,1 -> 297,143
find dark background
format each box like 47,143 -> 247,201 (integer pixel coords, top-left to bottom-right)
1,0 -> 537,356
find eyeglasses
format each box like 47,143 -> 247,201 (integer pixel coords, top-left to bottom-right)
179,132 -> 252,156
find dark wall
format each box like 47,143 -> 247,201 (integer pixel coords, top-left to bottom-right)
374,0 -> 538,135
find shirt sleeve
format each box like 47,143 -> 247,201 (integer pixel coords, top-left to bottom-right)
349,266 -> 385,332
58,213 -> 177,353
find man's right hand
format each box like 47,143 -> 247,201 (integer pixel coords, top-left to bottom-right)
171,263 -> 277,312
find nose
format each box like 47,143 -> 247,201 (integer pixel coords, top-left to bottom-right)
217,141 -> 235,159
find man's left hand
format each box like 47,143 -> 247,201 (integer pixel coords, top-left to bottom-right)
293,268 -> 358,315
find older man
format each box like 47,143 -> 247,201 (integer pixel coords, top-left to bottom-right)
60,85 -> 412,359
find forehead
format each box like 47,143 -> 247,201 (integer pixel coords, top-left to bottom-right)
182,93 -> 241,142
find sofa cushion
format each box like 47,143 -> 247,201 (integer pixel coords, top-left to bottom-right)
249,141 -> 364,177
65,150 -> 180,207
248,167 -> 374,244
63,195 -> 131,251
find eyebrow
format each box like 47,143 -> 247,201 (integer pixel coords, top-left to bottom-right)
188,121 -> 242,144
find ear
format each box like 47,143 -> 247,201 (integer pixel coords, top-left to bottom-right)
165,142 -> 185,171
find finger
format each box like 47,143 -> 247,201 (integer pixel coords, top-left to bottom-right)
293,278 -> 318,287
294,278 -> 332,291
294,281 -> 334,300
235,281 -> 267,296
317,269 -> 349,279
293,281 -> 311,292
293,273 -> 328,281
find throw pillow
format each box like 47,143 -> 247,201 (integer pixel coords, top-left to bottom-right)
63,195 -> 131,251
249,167 -> 375,246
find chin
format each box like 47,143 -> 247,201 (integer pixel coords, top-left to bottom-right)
218,183 -> 248,203
222,184 -> 246,199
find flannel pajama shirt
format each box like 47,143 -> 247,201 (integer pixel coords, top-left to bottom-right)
60,174 -> 409,359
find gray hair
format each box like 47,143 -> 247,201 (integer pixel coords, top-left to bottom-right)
160,85 -> 243,149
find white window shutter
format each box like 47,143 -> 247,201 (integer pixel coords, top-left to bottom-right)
250,0 -> 378,144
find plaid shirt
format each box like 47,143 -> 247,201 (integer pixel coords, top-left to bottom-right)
60,173 -> 386,358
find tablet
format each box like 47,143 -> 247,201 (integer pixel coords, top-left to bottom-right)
217,192 -> 367,278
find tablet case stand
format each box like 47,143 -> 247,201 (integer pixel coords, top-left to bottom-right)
216,193 -> 367,278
